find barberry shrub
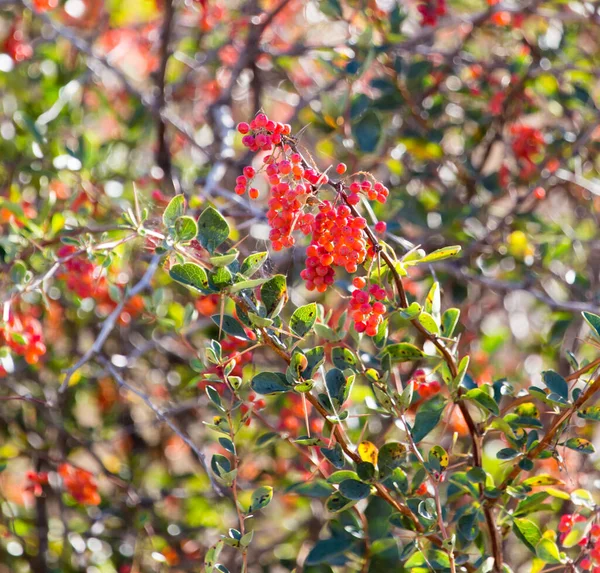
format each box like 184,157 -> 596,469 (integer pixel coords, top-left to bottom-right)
2,1 -> 600,573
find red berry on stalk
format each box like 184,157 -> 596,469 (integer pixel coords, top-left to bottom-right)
532,186 -> 546,200
336,163 -> 347,174
374,221 -> 387,234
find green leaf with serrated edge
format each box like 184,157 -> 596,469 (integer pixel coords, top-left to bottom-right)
464,387 -> 499,416
260,275 -> 287,317
240,252 -> 268,277
209,252 -> 238,267
542,370 -> 569,400
210,315 -> 249,340
441,308 -> 460,337
251,372 -> 291,395
290,303 -> 317,337
513,518 -> 542,554
418,311 -> 439,334
582,311 -> 600,338
564,437 -> 595,453
331,346 -> 359,370
536,538 -> 563,564
248,486 -> 272,512
174,215 -> 197,242
169,262 -> 210,293
197,206 -> 230,253
338,479 -> 371,500
381,342 -> 423,362
163,194 -> 185,227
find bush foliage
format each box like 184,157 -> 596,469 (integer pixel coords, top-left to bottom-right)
2,1 -> 600,572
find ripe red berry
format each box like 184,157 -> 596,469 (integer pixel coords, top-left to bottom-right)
532,186 -> 546,200
336,163 -> 347,174
249,188 -> 259,199
237,122 -> 250,134
374,221 -> 387,234
353,277 -> 366,289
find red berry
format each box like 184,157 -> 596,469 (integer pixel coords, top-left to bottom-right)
532,186 -> 546,200
237,122 -> 250,134
336,163 -> 347,174
249,188 -> 259,199
374,221 -> 387,234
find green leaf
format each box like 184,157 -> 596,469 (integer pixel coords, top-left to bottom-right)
441,308 -> 460,338
399,302 -> 421,320
287,480 -> 335,498
331,346 -> 359,371
424,282 -> 440,322
582,311 -> 600,339
290,303 -> 317,337
542,371 -> 569,400
378,442 -> 406,478
248,486 -> 273,512
327,470 -> 359,484
163,194 -> 185,227
169,262 -> 210,293
578,406 -> 600,421
411,397 -> 446,443
229,277 -> 270,293
326,368 -> 350,405
405,549 -> 450,570
381,342 -> 423,363
240,252 -> 268,277
260,275 -> 287,317
338,479 -> 372,500
174,215 -> 197,242
464,387 -> 499,416
209,252 -> 239,267
303,347 -> 325,379
321,443 -> 345,469
428,445 -> 448,472
418,312 -> 439,334
522,475 -> 564,487
251,372 -> 291,395
211,315 -> 249,340
10,260 -> 27,284
353,110 -> 382,153
419,245 -> 461,263
513,518 -> 542,554
326,491 -> 357,513
197,206 -> 230,253
564,437 -> 595,453
535,538 -> 562,564
562,518 -> 589,548
305,536 -> 354,566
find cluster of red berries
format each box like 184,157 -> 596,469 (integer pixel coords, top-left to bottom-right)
346,179 -> 389,206
0,312 -> 46,375
237,114 -> 291,153
409,368 -> 442,399
59,463 -> 101,506
300,203 -> 371,292
3,19 -> 33,62
559,514 -> 600,571
510,124 -> 544,179
57,245 -> 103,299
349,278 -> 387,336
418,0 -> 447,26
25,471 -> 49,497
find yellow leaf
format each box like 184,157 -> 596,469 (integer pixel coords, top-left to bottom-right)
358,441 -> 378,465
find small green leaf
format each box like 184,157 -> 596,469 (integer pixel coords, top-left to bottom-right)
209,252 -> 239,267
582,311 -> 600,339
338,479 -> 372,500
326,491 -> 357,513
418,245 -> 461,263
428,445 -> 448,472
10,260 -> 27,284
169,262 -> 210,293
562,518 -> 589,548
251,372 -> 291,395
535,538 -> 562,564
211,315 -> 250,340
331,346 -> 359,371
163,194 -> 185,227
248,486 -> 273,512
326,368 -> 350,405
174,215 -> 197,242
260,275 -> 287,317
513,518 -> 542,554
197,206 -> 230,253
441,308 -> 460,337
304,536 -> 354,565
564,437 -> 595,454
240,252 -> 268,277
464,387 -> 499,416
353,110 -> 382,153
542,371 -> 569,401
578,406 -> 600,421
381,342 -> 424,362
290,303 -> 317,337
378,442 -> 406,478
410,397 -> 446,443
